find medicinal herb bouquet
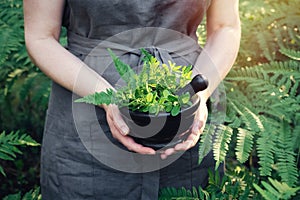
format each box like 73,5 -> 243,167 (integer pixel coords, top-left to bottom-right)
76,49 -> 194,116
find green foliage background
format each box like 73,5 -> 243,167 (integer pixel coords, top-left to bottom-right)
0,0 -> 299,199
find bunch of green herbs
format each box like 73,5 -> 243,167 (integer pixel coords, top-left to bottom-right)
76,49 -> 193,116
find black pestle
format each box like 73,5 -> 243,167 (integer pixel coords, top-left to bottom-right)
176,74 -> 209,97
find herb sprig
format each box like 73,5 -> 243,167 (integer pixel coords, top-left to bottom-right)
75,49 -> 193,116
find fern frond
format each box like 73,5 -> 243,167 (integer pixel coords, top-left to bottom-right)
75,89 -> 115,105
268,178 -> 300,199
107,48 -> 137,84
226,60 -> 300,122
275,121 -> 299,187
256,31 -> 274,61
235,128 -> 255,163
227,61 -> 300,89
159,186 -> 209,200
256,121 -> 275,176
253,183 -> 278,200
198,123 -> 214,165
254,178 -> 300,200
227,98 -> 264,133
293,113 -> 300,152
213,125 -> 233,170
0,165 -> 4,177
0,131 -> 39,176
279,48 -> 300,61
3,187 -> 41,200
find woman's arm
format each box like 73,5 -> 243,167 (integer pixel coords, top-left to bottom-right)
160,0 -> 241,158
23,0 -> 112,97
23,0 -> 156,155
195,0 -> 241,101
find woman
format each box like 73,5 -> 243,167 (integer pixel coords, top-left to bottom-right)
24,0 -> 240,199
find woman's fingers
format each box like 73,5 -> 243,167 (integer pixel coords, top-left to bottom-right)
160,101 -> 208,158
108,105 -> 129,135
104,100 -> 208,157
106,105 -> 156,155
160,148 -> 176,159
174,126 -> 202,151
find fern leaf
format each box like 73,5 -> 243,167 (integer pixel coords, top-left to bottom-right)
0,151 -> 14,161
159,187 -> 204,200
279,48 -> 300,61
75,89 -> 115,105
254,178 -> 300,200
0,165 -> 5,177
0,144 -> 18,158
3,187 -> 41,200
213,125 -> 233,170
275,121 -> 299,187
268,178 -> 300,199
198,124 -> 214,164
292,114 -> 300,151
253,183 -> 278,200
107,48 -> 137,84
21,187 -> 41,200
2,192 -> 22,200
256,125 -> 275,176
228,99 -> 264,133
256,31 -> 274,62
261,181 -> 281,197
0,131 -> 39,176
235,128 -> 255,163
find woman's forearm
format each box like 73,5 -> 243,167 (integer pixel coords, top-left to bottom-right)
194,0 -> 241,101
194,25 -> 241,100
25,36 -> 113,97
23,0 -> 111,98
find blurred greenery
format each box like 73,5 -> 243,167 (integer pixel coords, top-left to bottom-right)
0,0 -> 299,199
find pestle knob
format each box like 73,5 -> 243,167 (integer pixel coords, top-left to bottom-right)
176,74 -> 208,97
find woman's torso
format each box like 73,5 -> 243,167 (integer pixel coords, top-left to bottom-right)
63,0 -> 210,40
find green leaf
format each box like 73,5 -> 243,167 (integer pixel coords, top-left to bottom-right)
198,125 -> 214,164
75,89 -> 115,105
235,128 -> 255,163
0,131 -> 40,164
167,94 -> 178,102
171,105 -> 180,116
213,125 -> 233,170
0,150 -> 15,161
140,48 -> 154,64
107,48 -> 137,84
162,89 -> 170,97
279,48 -> 300,61
3,192 -> 21,200
179,93 -> 190,104
0,145 -> 17,158
253,183 -> 278,200
0,165 -> 6,177
149,104 -> 158,114
261,181 -> 281,197
146,93 -> 153,103
165,103 -> 173,113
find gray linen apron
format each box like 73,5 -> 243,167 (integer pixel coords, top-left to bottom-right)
40,0 -> 219,199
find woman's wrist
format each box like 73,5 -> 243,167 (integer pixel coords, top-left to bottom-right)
100,103 -> 111,112
197,90 -> 209,103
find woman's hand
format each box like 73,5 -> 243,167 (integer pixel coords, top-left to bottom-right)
103,104 -> 156,155
160,97 -> 208,159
